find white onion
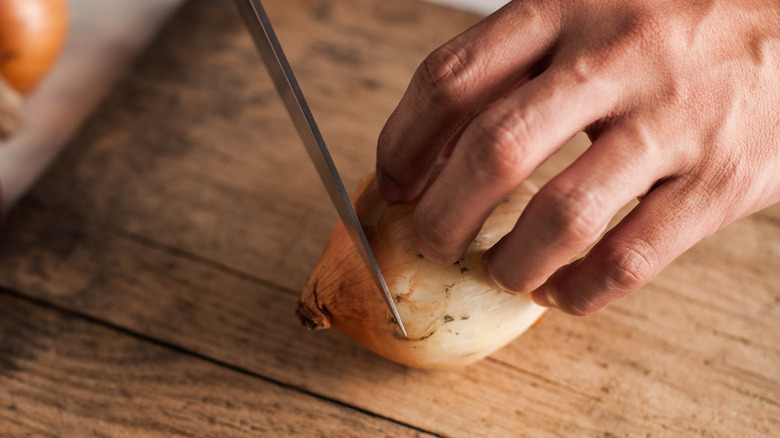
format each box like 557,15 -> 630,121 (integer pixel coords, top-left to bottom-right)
298,173 -> 546,369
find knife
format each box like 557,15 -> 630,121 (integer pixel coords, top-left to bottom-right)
235,0 -> 407,337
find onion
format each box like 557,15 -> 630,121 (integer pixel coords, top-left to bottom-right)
0,0 -> 69,139
0,0 -> 69,93
298,172 -> 546,369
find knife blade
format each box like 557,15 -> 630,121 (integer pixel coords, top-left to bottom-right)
235,0 -> 407,337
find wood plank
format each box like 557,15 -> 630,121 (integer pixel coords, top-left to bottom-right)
0,0 -> 777,436
0,291 -> 433,437
21,0 -> 481,293
1,197 -> 776,437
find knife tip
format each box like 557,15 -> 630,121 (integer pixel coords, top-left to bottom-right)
396,319 -> 408,338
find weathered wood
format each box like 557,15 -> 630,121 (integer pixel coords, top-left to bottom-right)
0,0 -> 777,436
0,292 -> 433,437
22,0 -> 481,293
1,198 -> 777,436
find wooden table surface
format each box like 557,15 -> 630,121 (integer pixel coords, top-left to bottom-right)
1,0 -> 778,436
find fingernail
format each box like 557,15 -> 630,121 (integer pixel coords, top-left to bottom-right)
414,230 -> 449,264
482,256 -> 499,289
481,253 -> 512,293
376,168 -> 404,202
531,286 -> 553,308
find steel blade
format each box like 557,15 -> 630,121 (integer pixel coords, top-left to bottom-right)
235,0 -> 407,337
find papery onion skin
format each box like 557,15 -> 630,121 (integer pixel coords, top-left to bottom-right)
298,173 -> 546,369
0,74 -> 21,138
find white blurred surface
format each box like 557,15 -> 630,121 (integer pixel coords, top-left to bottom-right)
426,0 -> 507,15
0,0 -> 185,212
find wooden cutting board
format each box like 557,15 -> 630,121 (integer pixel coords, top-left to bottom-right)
0,0 -> 777,436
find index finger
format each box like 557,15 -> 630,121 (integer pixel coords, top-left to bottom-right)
376,0 -> 563,201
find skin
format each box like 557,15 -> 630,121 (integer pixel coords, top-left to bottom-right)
375,0 -> 780,315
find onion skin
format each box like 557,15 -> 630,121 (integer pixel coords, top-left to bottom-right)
298,173 -> 546,369
0,0 -> 69,94
0,73 -> 21,139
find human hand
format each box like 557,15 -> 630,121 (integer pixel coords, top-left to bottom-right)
375,0 -> 780,315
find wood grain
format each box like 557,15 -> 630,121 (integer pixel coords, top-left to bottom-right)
2,197 -> 777,437
20,0 -> 482,293
0,292 -> 433,437
0,0 -> 777,436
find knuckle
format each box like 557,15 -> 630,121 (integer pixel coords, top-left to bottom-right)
466,114 -> 531,180
695,154 -> 752,223
558,11 -> 681,92
601,240 -> 657,292
540,185 -> 606,244
565,53 -> 610,84
417,41 -> 475,107
560,36 -> 636,89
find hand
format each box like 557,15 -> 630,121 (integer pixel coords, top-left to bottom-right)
375,0 -> 780,315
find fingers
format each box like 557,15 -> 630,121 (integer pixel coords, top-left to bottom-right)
482,125 -> 675,292
376,1 -> 563,201
413,66 -> 624,263
529,178 -> 722,315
